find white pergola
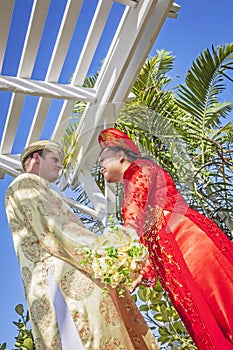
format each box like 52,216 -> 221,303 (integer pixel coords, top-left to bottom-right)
0,0 -> 180,220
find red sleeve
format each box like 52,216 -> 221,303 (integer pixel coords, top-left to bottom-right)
122,164 -> 157,286
140,257 -> 157,287
122,165 -> 151,236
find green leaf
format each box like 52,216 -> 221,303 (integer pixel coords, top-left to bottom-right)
137,286 -> 151,301
15,304 -> 24,316
22,338 -> 34,350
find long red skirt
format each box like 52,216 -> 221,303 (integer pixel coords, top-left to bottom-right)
144,208 -> 233,350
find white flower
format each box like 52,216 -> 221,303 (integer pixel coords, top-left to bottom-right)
81,224 -> 148,296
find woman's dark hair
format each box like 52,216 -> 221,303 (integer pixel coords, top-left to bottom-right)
101,146 -> 142,162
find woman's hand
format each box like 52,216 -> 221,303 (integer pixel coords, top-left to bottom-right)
130,257 -> 157,293
129,273 -> 144,292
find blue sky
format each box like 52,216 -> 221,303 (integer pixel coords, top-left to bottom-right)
0,0 -> 233,347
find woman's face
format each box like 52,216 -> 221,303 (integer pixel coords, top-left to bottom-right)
100,148 -> 125,183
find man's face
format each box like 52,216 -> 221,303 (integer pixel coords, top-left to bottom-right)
39,151 -> 63,182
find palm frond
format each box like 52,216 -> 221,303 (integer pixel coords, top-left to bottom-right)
176,44 -> 233,129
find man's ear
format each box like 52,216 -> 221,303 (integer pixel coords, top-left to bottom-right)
33,152 -> 41,164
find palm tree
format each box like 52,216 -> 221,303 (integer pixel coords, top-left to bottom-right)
172,43 -> 233,236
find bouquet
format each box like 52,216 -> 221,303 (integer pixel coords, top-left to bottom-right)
81,223 -> 148,296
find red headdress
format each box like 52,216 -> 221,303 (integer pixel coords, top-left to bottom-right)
98,128 -> 141,155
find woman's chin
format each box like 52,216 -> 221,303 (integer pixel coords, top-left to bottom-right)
104,176 -> 111,183
104,175 -> 114,183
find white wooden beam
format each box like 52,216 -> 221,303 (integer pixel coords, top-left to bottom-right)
63,0 -> 175,218
111,0 -> 174,103
18,0 -> 50,78
0,94 -> 25,155
0,0 -> 14,72
52,0 -> 113,141
0,75 -> 96,101
62,195 -> 103,221
0,0 -> 50,155
168,2 -> 180,18
0,0 -> 180,189
0,155 -> 22,178
45,0 -> 83,83
69,0 -> 174,177
76,169 -> 107,221
114,0 -> 138,7
25,0 -> 84,146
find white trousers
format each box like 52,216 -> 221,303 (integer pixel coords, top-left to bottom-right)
48,271 -> 84,350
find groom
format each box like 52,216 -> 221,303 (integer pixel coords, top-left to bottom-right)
5,139 -> 159,350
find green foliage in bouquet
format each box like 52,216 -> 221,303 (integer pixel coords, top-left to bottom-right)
81,217 -> 148,297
